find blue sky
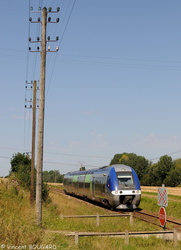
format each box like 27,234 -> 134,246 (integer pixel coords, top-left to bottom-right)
1,0 -> 181,176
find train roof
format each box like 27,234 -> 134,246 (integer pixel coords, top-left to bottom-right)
111,164 -> 133,172
64,164 -> 133,176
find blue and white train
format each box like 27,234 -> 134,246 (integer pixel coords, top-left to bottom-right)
63,164 -> 141,210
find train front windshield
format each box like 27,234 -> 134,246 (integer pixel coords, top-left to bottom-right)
117,172 -> 134,186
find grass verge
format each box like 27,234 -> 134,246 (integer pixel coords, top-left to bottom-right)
0,181 -> 181,249
140,195 -> 181,218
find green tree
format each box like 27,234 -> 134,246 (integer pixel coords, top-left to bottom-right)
174,158 -> 181,170
145,163 -> 161,186
143,155 -> 178,187
10,152 -> 49,201
110,154 -> 122,165
43,170 -> 63,183
164,168 -> 181,187
15,164 -> 31,189
10,152 -> 31,173
157,155 -> 174,184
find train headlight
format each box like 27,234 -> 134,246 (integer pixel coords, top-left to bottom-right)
132,190 -> 135,193
120,191 -> 123,194
115,191 -> 118,194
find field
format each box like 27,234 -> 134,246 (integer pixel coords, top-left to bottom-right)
0,179 -> 181,249
141,186 -> 181,196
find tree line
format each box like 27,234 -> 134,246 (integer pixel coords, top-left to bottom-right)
9,152 -> 63,183
43,170 -> 63,183
110,152 -> 181,187
8,152 -> 181,189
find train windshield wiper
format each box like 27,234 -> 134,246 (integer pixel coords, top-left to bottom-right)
123,182 -> 128,187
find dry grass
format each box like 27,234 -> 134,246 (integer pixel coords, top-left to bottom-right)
1,180 -> 181,249
141,186 -> 181,196
0,181 -> 42,245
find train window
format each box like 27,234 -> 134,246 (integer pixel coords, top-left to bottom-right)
95,177 -> 106,196
117,172 -> 133,186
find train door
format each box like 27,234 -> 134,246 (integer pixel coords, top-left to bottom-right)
92,176 -> 95,199
77,176 -> 79,195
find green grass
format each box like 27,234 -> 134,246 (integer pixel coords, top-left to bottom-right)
43,190 -> 160,232
0,180 -> 181,250
77,236 -> 180,250
142,191 -> 181,201
140,195 -> 181,218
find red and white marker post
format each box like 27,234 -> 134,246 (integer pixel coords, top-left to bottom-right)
159,206 -> 167,229
158,184 -> 168,230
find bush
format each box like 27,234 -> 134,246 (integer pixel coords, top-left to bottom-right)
10,152 -> 49,202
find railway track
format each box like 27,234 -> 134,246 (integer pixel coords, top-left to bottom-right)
133,210 -> 181,231
50,186 -> 181,231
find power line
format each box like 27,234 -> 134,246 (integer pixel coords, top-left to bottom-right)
60,53 -> 181,65
1,46 -> 181,70
150,150 -> 181,161
2,144 -> 181,161
0,145 -> 111,159
46,0 -> 77,96
53,56 -> 181,70
44,161 -> 97,168
0,156 -> 11,160
44,151 -> 110,159
24,0 -> 34,153
0,155 -> 99,170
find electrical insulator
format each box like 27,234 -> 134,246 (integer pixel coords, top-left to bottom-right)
48,7 -> 52,12
37,37 -> 40,41
29,37 -> 31,42
56,18 -> 59,23
29,47 -> 31,51
56,36 -> 59,41
48,17 -> 51,22
29,17 -> 32,22
48,36 -> 50,41
37,17 -> 41,22
57,7 -> 60,12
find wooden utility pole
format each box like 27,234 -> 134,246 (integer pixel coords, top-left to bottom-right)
30,80 -> 37,204
29,5 -> 60,226
36,7 -> 47,226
